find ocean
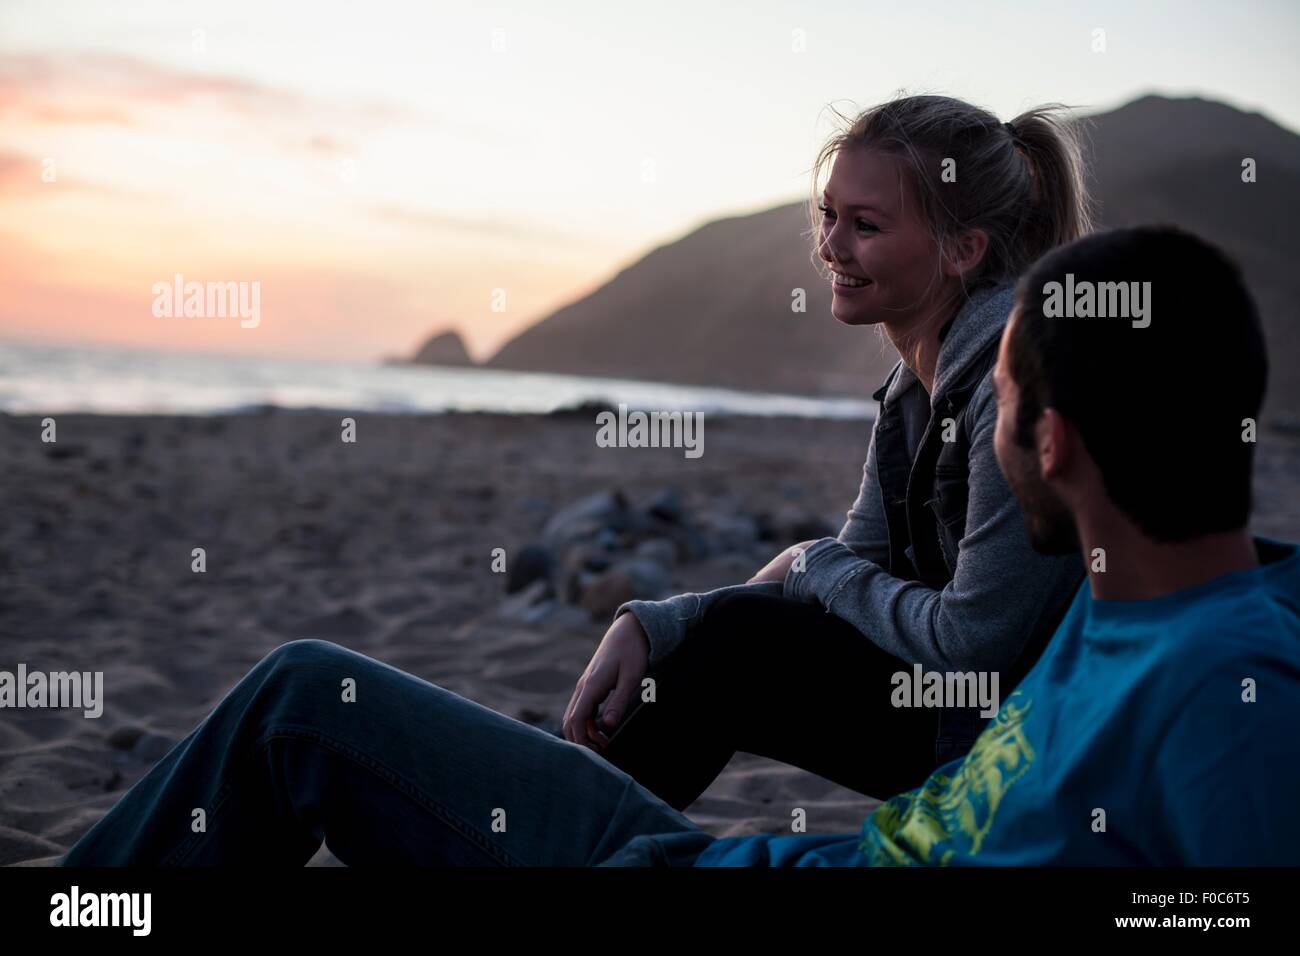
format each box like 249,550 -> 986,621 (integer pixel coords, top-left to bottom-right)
0,340 -> 878,420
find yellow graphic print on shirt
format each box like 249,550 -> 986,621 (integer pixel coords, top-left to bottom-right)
861,691 -> 1035,865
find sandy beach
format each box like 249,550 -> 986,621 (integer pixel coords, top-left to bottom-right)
3,409 -> 1299,866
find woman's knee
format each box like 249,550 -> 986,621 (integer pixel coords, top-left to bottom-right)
694,591 -> 791,643
681,590 -> 835,677
664,592 -> 781,681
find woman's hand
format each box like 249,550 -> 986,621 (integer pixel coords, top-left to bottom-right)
563,611 -> 650,752
747,540 -> 819,585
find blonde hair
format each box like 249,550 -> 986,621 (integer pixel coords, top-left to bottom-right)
808,94 -> 1095,288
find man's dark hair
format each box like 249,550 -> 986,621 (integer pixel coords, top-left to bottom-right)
1007,225 -> 1268,542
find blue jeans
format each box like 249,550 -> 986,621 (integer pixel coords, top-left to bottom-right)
60,640 -> 713,866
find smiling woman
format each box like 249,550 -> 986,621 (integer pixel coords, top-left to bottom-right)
585,94 -> 1095,811
807,95 -> 1093,393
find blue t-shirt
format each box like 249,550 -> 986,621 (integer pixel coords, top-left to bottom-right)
692,539 -> 1300,867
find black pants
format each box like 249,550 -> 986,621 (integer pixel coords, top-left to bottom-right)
601,590 -> 941,812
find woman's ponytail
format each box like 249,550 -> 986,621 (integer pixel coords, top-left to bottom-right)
1004,106 -> 1095,268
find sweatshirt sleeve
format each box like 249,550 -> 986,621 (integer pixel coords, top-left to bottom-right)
783,377 -> 1083,673
613,581 -> 785,668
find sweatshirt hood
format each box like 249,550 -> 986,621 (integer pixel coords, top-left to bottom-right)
880,280 -> 1017,407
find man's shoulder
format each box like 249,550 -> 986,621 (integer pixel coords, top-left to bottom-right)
1177,563 -> 1299,650
1136,574 -> 1300,703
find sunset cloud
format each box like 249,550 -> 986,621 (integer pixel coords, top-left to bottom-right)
0,47 -> 606,360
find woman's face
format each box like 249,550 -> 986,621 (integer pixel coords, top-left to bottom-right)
817,145 -> 950,328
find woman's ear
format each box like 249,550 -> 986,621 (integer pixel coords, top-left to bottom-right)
941,228 -> 990,279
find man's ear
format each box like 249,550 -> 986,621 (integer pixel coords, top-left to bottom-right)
1036,407 -> 1072,481
942,228 -> 990,279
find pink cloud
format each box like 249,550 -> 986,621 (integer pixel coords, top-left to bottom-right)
0,149 -> 126,197
0,51 -> 502,147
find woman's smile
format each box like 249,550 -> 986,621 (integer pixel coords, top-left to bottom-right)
831,270 -> 872,292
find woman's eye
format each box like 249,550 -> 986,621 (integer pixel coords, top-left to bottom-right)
819,205 -> 876,233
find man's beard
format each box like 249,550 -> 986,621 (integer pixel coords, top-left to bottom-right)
1008,447 -> 1079,556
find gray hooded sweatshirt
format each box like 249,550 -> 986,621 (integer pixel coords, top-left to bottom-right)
614,281 -> 1084,677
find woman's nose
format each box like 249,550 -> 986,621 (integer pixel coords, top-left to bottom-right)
818,224 -> 846,263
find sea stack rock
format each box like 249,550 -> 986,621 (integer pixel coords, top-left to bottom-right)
411,329 -> 475,367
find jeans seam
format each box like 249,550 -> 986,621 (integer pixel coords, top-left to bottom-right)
161,773 -> 239,866
165,723 -> 523,867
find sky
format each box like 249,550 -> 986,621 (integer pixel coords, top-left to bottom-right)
2,0 -> 1298,362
